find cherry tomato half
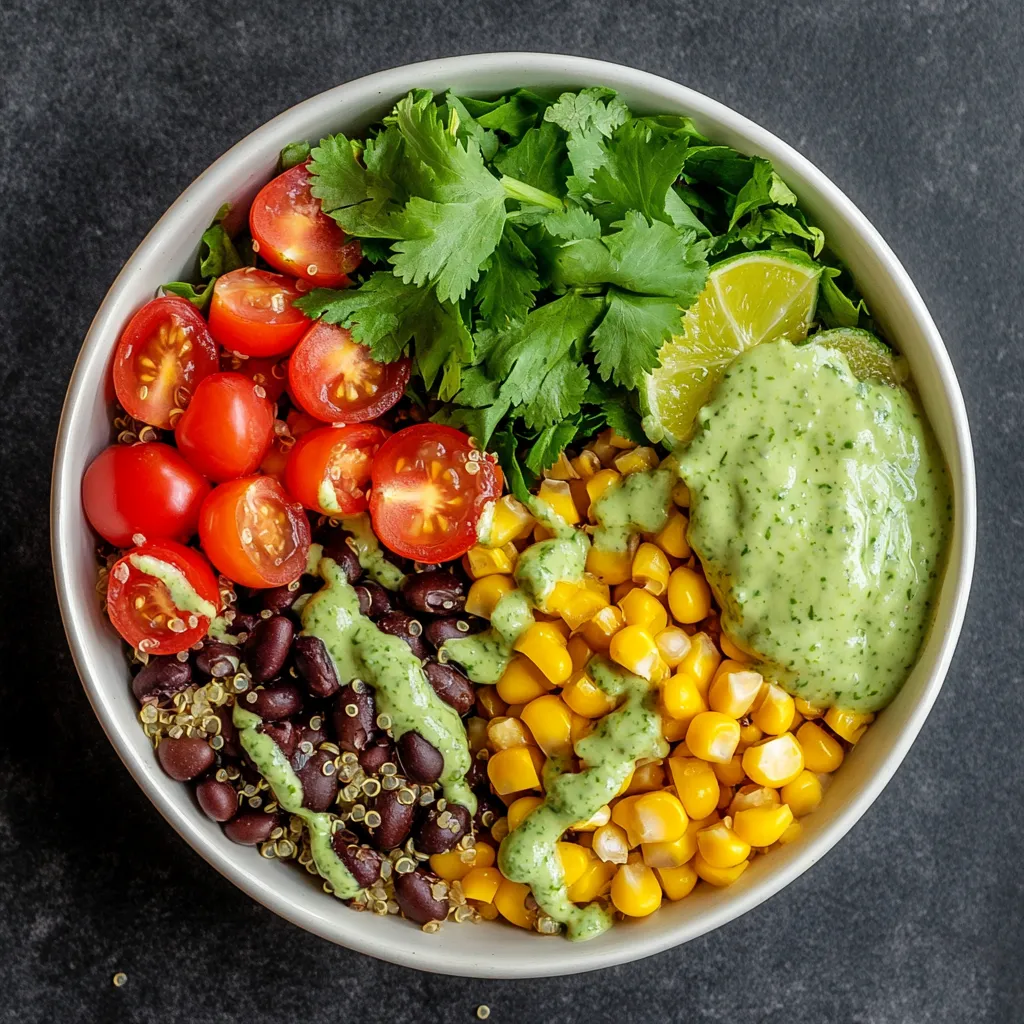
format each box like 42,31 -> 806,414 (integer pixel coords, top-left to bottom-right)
369,425 -> 500,562
249,163 -> 362,288
286,424 -> 389,517
113,296 -> 219,429
106,540 -> 220,655
83,442 -> 211,548
199,475 -> 310,588
220,350 -> 289,402
174,372 -> 276,482
208,267 -> 310,357
289,322 -> 411,423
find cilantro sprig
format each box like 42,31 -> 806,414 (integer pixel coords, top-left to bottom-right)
294,87 -> 868,499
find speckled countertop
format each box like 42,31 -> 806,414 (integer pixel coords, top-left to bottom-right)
1,1 -> 1021,1021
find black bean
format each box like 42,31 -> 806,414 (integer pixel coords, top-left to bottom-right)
250,682 -> 303,722
195,777 -> 238,822
398,732 -> 444,784
227,612 -> 260,638
354,581 -> 391,618
157,737 -> 214,781
261,583 -> 302,616
244,615 -> 294,683
261,720 -> 299,758
358,735 -> 395,775
223,811 -> 279,845
423,661 -> 475,716
194,641 -> 241,680
401,571 -> 466,616
330,829 -> 382,888
295,750 -> 339,812
415,803 -> 470,854
320,536 -> 363,583
370,789 -> 415,850
292,634 -> 340,698
473,794 -> 504,834
296,711 -> 328,751
423,617 -> 474,649
395,869 -> 449,924
465,758 -> 487,793
332,684 -> 375,753
132,657 -> 192,705
377,611 -> 428,659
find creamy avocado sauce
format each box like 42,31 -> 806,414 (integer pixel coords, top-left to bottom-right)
591,468 -> 675,553
498,657 -> 667,941
129,554 -> 218,620
339,513 -> 407,590
233,706 -> 361,897
678,340 -> 950,712
302,558 -> 475,811
441,589 -> 534,684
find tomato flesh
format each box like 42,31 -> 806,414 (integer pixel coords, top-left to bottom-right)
83,442 -> 211,548
249,163 -> 362,288
106,540 -> 220,655
199,475 -> 310,588
369,425 -> 500,562
286,424 -> 389,517
208,267 -> 309,357
220,351 -> 289,402
174,372 -> 276,482
113,296 -> 219,429
289,321 -> 410,423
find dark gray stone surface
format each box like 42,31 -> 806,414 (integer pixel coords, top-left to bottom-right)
0,0 -> 1020,1021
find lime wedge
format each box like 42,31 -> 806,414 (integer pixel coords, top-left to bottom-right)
808,327 -> 908,386
642,252 -> 821,445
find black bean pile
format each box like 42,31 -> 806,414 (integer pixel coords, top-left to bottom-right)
130,518 -> 497,924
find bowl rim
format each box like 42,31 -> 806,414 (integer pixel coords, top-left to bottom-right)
51,51 -> 977,977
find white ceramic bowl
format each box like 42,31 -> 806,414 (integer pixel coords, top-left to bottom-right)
51,53 -> 976,977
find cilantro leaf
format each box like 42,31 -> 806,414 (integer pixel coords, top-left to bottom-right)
475,225 -> 539,329
492,423 -> 533,504
728,157 -> 798,229
516,358 -> 590,431
683,146 -> 755,191
279,140 -> 311,171
199,222 -> 243,279
584,379 -> 646,443
819,267 -> 867,328
444,92 -> 500,162
161,279 -> 215,311
492,121 -> 567,196
525,420 -> 581,473
591,289 -> 684,389
476,95 -> 538,139
545,206 -> 601,240
544,87 -> 629,140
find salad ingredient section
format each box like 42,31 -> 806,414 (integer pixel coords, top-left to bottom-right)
80,84 -> 951,943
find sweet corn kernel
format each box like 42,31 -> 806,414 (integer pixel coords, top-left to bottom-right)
566,858 -> 616,903
667,566 -> 712,624
567,634 -> 593,672
487,746 -> 542,794
611,862 -> 662,917
609,624 -> 664,681
654,626 -> 691,668
520,695 -> 573,759
570,804 -> 611,832
466,716 -> 488,753
581,574 -> 611,601
661,717 -> 690,743
657,862 -> 698,900
711,753 -> 746,786
693,852 -> 749,887
781,770 -> 823,817
777,821 -> 803,845
685,711 -> 741,764
613,446 -> 659,476
615,767 -> 635,798
631,791 -> 688,844
496,656 -> 552,705
824,706 -> 874,744
513,626 -> 573,686
610,795 -> 643,846
654,510 -> 691,559
796,721 -> 845,773
717,784 -> 735,810
608,430 -> 636,449
618,587 -> 669,635
623,761 -> 666,795
505,703 -> 527,719
571,450 -> 601,480
487,716 -> 532,750
671,480 -> 690,507
708,664 -> 764,719
585,545 -> 634,586
556,587 -> 609,631
562,671 -> 618,718
577,604 -> 626,649
485,494 -> 535,547
733,804 -> 794,848
718,632 -> 752,662
592,822 -> 631,864
667,756 -> 720,820
465,575 -> 516,618
537,479 -> 580,527
678,632 -> 721,695
727,784 -> 780,816
632,543 -> 671,596
494,878 -> 535,928
465,544 -> 515,579
557,842 -> 592,887
794,697 -> 823,719
585,468 -> 622,510
736,720 -> 764,753
612,581 -> 637,604
507,795 -> 544,831
461,866 -> 501,902
742,733 -> 805,787
641,830 -> 697,869
570,711 -> 593,746
476,685 -> 508,720
429,843 -> 496,881
661,670 -> 708,722
751,683 -> 796,735
696,820 -> 750,868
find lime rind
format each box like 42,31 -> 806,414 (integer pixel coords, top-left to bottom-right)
808,327 -> 908,386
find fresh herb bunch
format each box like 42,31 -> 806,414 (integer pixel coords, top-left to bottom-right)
293,87 -> 867,500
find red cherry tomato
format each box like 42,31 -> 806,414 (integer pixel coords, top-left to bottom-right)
113,296 -> 219,429
249,163 -> 362,287
106,540 -> 220,655
285,424 -> 389,517
82,442 -> 211,547
220,351 -> 289,402
369,425 -> 499,562
199,475 -> 310,588
289,322 -> 411,423
207,267 -> 310,357
174,372 -> 276,482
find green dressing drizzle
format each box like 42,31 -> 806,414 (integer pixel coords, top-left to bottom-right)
590,468 -> 674,553
339,512 -> 407,590
129,554 -> 218,620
